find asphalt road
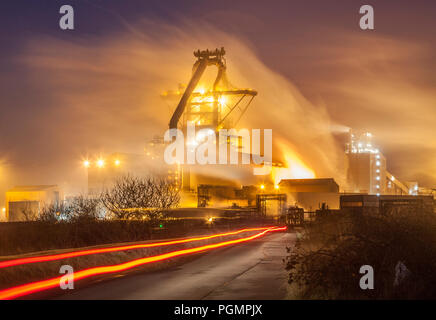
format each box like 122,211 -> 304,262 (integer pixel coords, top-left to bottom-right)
56,231 -> 295,300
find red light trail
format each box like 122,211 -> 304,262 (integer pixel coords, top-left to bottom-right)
0,226 -> 286,300
0,227 -> 273,269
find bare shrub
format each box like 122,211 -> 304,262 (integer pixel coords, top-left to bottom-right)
286,209 -> 436,299
38,202 -> 72,223
34,195 -> 101,224
20,203 -> 38,221
101,175 -> 180,222
68,195 -> 102,221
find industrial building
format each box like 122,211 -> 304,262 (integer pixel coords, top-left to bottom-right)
82,48 -> 270,209
0,48 -> 432,225
5,185 -> 62,221
345,131 -> 387,195
77,49 -> 433,220
340,194 -> 434,215
163,47 -> 259,193
80,48 -> 345,216
279,178 -> 340,211
197,184 -> 257,208
345,130 -> 419,196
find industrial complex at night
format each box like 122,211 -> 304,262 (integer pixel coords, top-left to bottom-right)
2,47 -> 434,222
1,0 -> 436,305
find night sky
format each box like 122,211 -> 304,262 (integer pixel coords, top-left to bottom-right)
0,0 -> 435,201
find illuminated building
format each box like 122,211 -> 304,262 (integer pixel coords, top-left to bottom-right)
5,185 -> 62,221
386,172 -> 410,195
345,130 -> 387,195
345,130 -> 417,196
163,48 -> 257,192
279,178 -> 340,211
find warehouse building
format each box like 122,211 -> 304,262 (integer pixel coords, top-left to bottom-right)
5,185 -> 62,221
340,194 -> 434,215
279,178 -> 340,211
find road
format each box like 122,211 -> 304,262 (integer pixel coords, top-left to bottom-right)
56,231 -> 295,300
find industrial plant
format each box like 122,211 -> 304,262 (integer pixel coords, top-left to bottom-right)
2,0 -> 436,304
2,47 -> 434,222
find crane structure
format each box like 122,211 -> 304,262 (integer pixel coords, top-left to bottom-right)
163,48 -> 258,191
166,47 -> 257,133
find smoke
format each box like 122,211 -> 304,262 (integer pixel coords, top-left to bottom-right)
0,19 -> 345,201
288,31 -> 436,186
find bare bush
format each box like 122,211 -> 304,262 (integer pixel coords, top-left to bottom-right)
286,209 -> 436,299
68,195 -> 102,221
38,202 -> 72,223
101,175 -> 180,222
20,203 -> 38,221
34,195 -> 101,223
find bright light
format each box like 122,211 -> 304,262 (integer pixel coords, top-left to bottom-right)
376,176 -> 380,181
196,131 -> 205,141
271,141 -> 315,185
376,161 -> 381,166
207,217 -> 214,223
83,160 -> 90,168
96,159 -> 105,168
376,185 -> 380,189
260,184 -> 265,190
218,96 -> 227,105
196,87 -> 205,95
274,185 -> 279,190
114,159 -> 120,166
1,208 -> 5,213
414,185 -> 418,191
187,139 -> 198,146
391,176 -> 395,181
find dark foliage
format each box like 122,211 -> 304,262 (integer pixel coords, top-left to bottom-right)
286,209 -> 436,299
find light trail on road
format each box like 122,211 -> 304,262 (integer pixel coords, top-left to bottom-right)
0,226 -> 286,300
0,227 -> 274,269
